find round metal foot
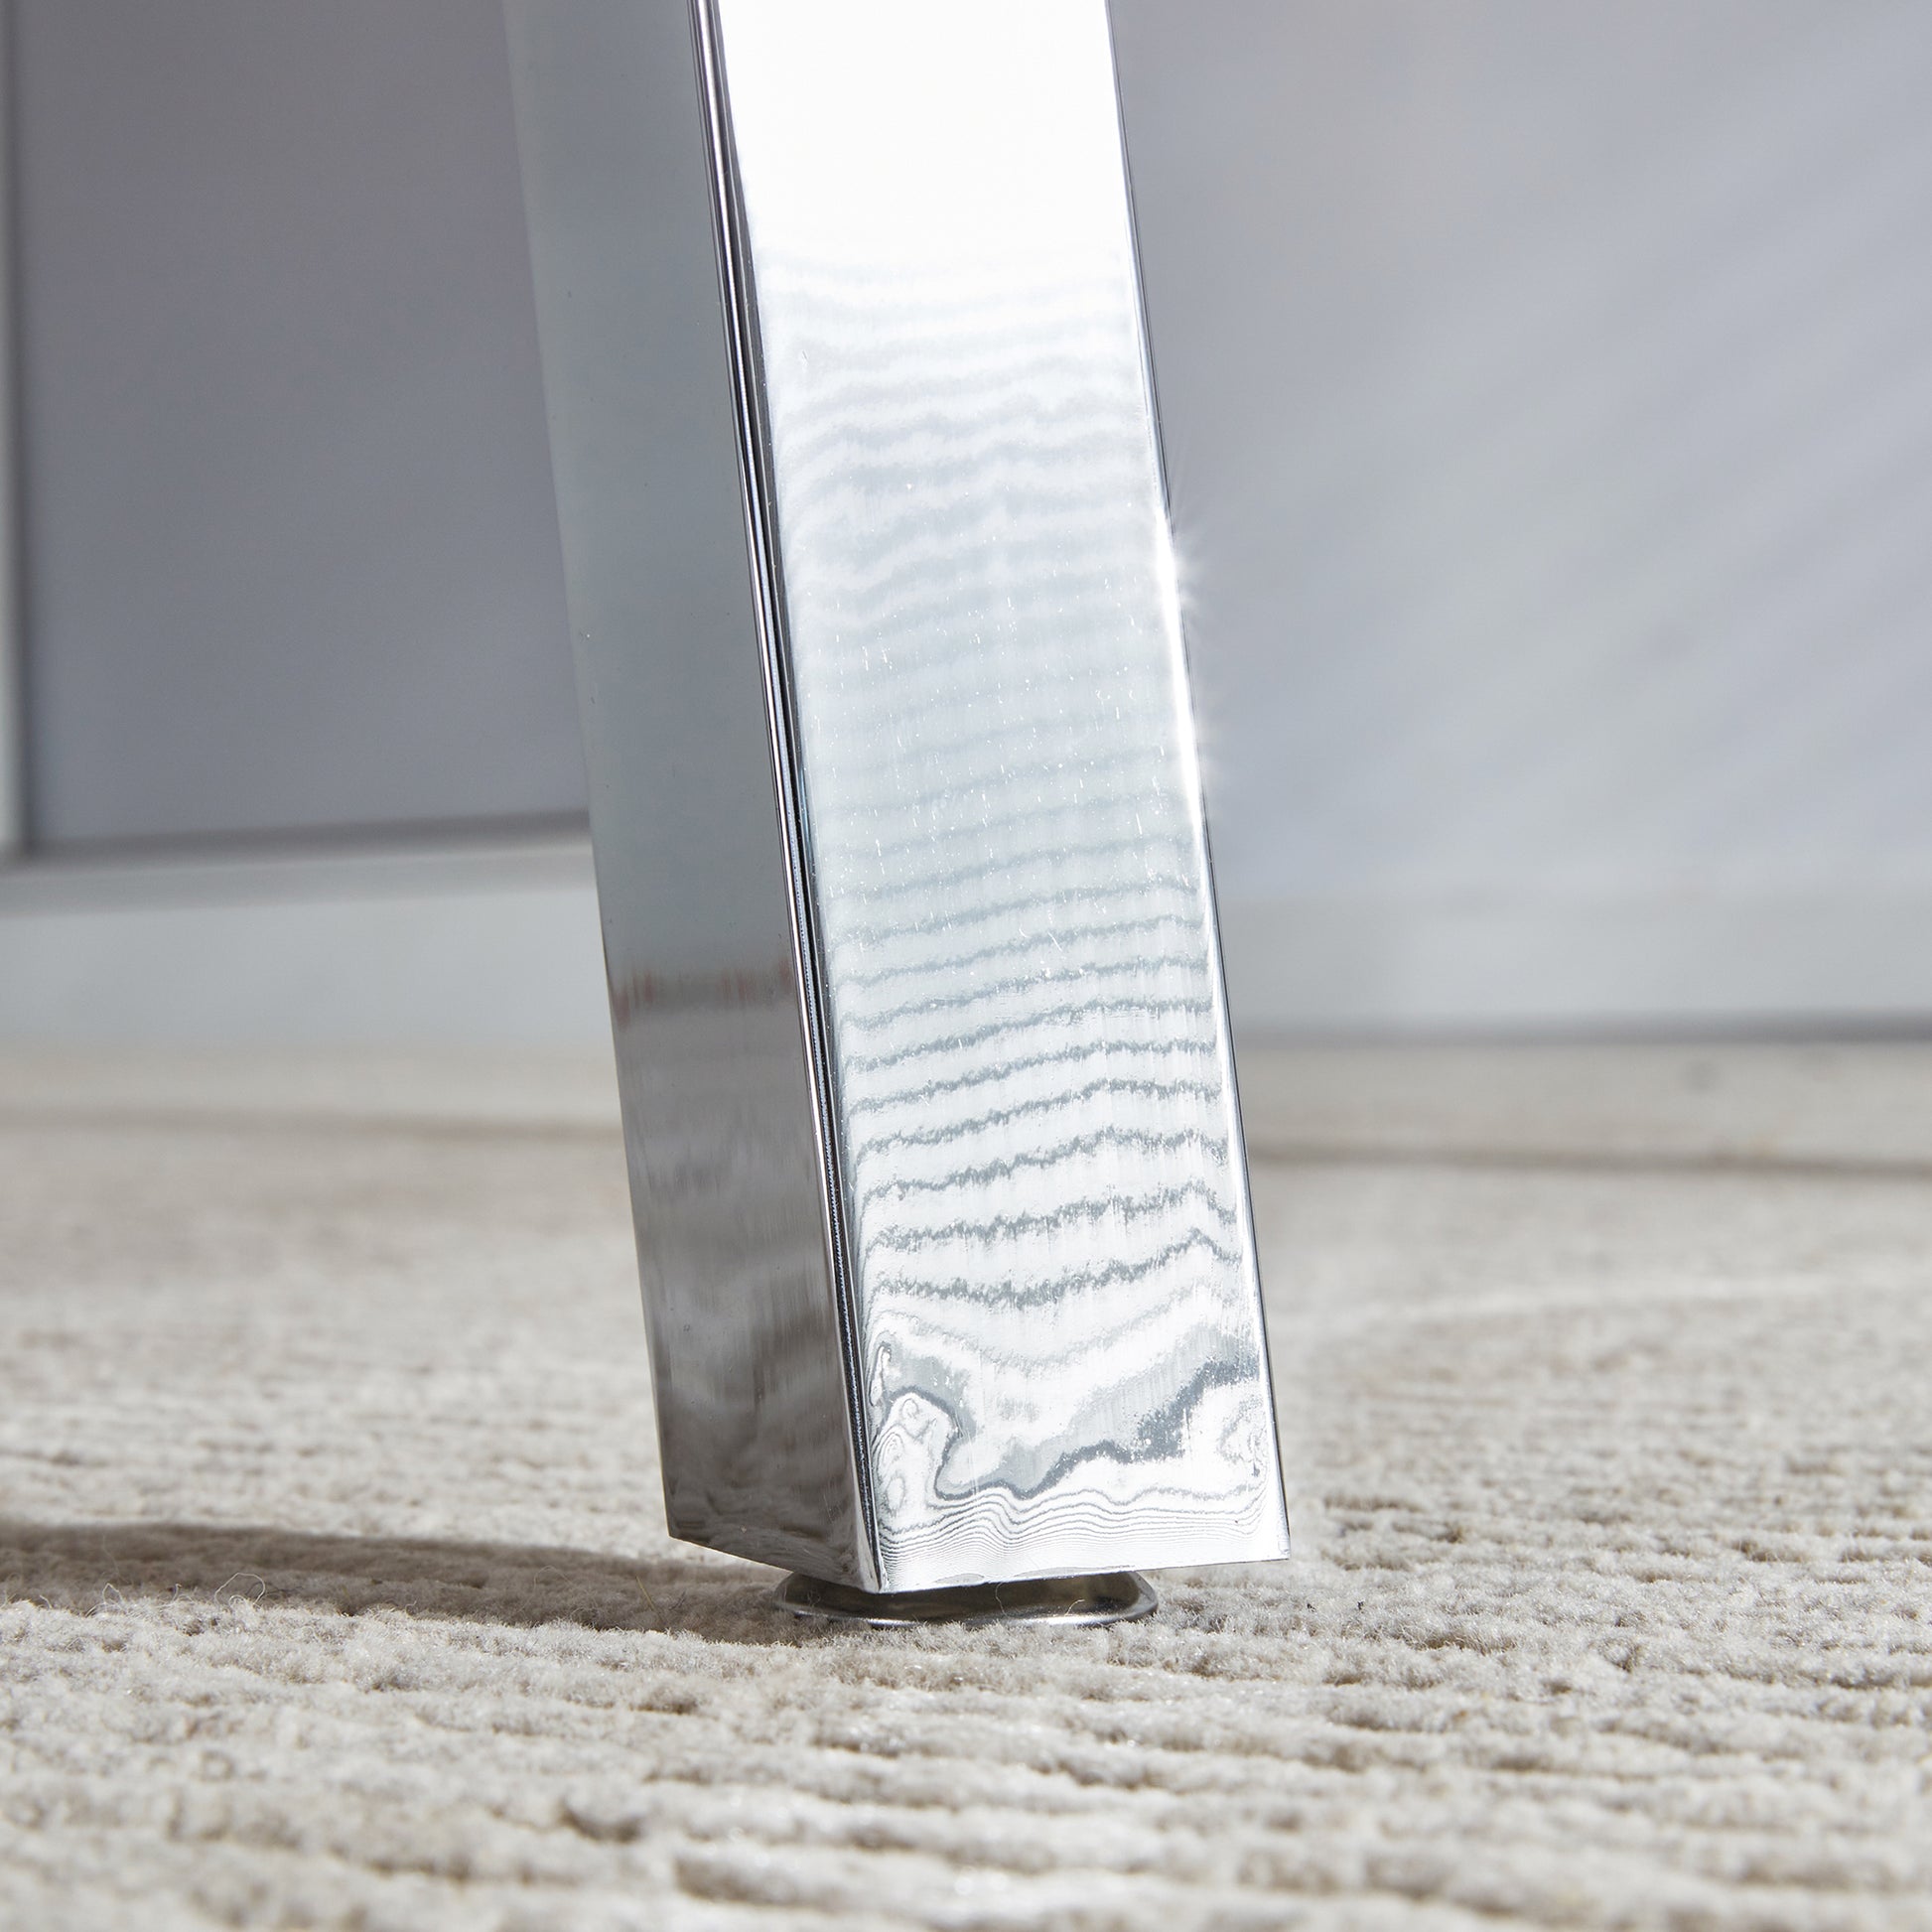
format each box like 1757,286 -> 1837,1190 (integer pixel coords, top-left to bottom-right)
775,1569 -> 1157,1628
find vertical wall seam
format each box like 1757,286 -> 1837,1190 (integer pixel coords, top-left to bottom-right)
0,0 -> 29,860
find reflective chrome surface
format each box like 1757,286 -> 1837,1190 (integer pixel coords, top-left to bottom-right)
506,0 -> 866,1584
777,1570 -> 1157,1630
707,0 -> 1288,1588
509,0 -> 1288,1592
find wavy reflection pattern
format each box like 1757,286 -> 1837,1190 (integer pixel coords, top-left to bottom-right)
736,27 -> 1289,1584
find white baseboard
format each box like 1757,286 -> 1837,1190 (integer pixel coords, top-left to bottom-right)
0,837 -> 612,1047
4,845 -> 1930,1044
1218,894 -> 1932,1035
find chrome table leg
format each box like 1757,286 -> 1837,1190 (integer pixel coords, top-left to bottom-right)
506,0 -> 1289,1614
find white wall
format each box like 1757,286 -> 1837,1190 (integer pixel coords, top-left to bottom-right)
5,0 -> 1932,1040
1114,0 -> 1932,1029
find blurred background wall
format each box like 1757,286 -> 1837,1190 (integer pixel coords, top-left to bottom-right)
2,0 -> 1929,1044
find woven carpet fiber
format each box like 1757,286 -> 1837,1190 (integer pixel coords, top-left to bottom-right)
2,1043 -> 1930,1929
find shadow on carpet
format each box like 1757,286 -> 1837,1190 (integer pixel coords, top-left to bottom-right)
0,1517 -> 792,1641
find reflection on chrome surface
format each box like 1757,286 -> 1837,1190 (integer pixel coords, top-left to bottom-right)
510,0 -> 1287,1590
617,972 -> 864,1580
508,0 -> 868,1585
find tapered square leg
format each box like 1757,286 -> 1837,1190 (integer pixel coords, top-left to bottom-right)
506,0 -> 1289,1599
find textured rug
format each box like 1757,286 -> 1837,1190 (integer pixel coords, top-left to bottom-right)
2,1043 -> 1929,1929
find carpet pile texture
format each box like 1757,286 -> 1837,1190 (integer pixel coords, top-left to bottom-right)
2,1043 -> 1929,1929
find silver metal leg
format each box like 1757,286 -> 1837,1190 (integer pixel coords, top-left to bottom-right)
506,0 -> 1289,1602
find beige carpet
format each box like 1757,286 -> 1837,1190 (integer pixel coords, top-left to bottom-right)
3,1042 -> 1930,1930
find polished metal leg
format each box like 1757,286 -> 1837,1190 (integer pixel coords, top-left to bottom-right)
506,0 -> 1289,1603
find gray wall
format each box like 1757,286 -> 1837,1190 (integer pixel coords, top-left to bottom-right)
5,0 -> 1932,1036
1117,0 -> 1932,913
13,0 -> 581,848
